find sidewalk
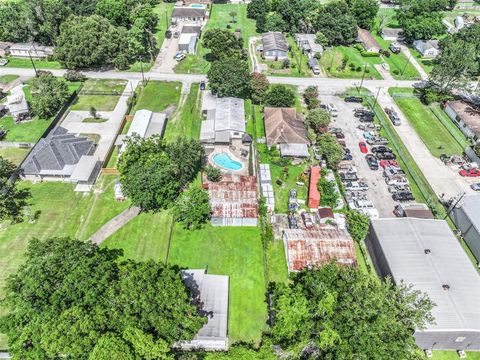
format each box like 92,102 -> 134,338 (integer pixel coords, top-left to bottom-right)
400,45 -> 429,81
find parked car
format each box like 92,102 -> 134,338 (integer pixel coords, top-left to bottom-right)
365,154 -> 379,170
389,43 -> 401,54
385,176 -> 409,186
288,214 -> 298,229
0,128 -> 7,140
354,109 -> 375,117
345,96 -> 363,103
337,139 -> 347,147
388,184 -> 410,193
327,103 -> 338,117
471,183 -> 480,191
358,115 -> 374,123
200,81 -> 206,90
0,58 -> 8,66
363,131 -> 376,140
383,167 -> 405,178
343,153 -> 353,161
367,137 -> 389,145
340,172 -> 359,182
459,169 -> 480,177
345,181 -> 369,191
335,132 -> 345,139
165,30 -> 172,39
329,127 -> 343,134
313,146 -> 322,160
379,160 -> 399,168
289,189 -> 299,211
392,192 -> 415,202
348,199 -> 375,210
301,211 -> 314,229
385,107 -> 401,126
175,52 -> 186,61
376,152 -> 396,160
173,31 -> 180,38
371,145 -> 392,154
359,141 -> 368,154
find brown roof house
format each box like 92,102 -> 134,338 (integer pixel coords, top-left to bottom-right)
357,28 -> 381,52
264,107 -> 309,158
444,101 -> 480,142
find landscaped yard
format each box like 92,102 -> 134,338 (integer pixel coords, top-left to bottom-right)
389,87 -> 466,157
133,80 -> 182,113
174,3 -> 257,74
71,79 -> 127,111
164,83 -> 201,141
168,224 -> 268,344
432,351 -> 480,360
0,147 -> 30,165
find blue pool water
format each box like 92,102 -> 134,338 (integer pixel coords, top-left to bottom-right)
213,153 -> 243,171
190,4 -> 205,8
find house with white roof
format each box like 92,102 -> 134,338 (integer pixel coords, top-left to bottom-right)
413,40 -> 440,58
6,84 -> 29,120
120,109 -> 167,153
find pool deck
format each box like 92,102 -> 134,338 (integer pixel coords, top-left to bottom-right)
208,146 -> 249,176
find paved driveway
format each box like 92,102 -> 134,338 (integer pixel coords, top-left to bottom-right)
322,95 -> 397,218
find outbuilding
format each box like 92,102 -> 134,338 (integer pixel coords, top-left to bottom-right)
451,194 -> 480,263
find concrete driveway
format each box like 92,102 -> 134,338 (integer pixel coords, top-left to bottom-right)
152,25 -> 182,73
322,95 -> 398,218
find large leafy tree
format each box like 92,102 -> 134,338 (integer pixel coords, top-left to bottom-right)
250,72 -> 270,104
316,133 -> 344,167
346,210 -> 371,243
269,263 -> 434,359
118,135 -> 204,211
173,187 -> 211,230
27,0 -> 72,45
350,0 -> 379,30
305,109 -> 331,134
273,0 -> 319,33
0,2 -> 32,42
315,1 -> 358,46
0,237 -> 206,359
202,29 -> 243,60
247,0 -> 270,20
207,57 -> 252,98
96,0 -> 129,27
29,72 -> 70,119
0,157 -> 30,223
262,85 -> 296,107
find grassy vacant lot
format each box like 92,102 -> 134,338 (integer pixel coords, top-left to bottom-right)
134,81 -> 182,113
0,116 -> 52,142
265,240 -> 288,284
71,79 -> 127,111
174,3 -> 257,74
164,83 -> 201,141
0,74 -> 18,85
389,88 -> 465,157
0,147 -> 30,165
4,57 -> 62,69
168,225 -> 268,344
320,46 -> 383,80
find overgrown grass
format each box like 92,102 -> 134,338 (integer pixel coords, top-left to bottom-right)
133,81 -> 182,113
265,240 -> 288,284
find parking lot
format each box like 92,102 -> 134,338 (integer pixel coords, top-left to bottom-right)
320,95 -> 399,218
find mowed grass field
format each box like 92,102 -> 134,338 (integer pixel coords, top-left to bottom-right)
71,79 -> 127,111
321,46 -> 383,80
0,147 -> 30,165
133,80 -> 182,113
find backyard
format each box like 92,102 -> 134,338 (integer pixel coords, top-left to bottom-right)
389,87 -> 467,157
0,147 -> 30,165
133,80 -> 182,113
174,3 -> 257,74
71,79 -> 127,111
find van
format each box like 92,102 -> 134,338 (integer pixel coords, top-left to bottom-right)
327,103 -> 338,117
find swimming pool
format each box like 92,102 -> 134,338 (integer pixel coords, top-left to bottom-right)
190,4 -> 205,8
212,153 -> 243,171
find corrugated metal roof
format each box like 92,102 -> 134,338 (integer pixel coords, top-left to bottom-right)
369,218 -> 480,331
283,228 -> 356,271
308,166 -> 321,209
262,32 -> 288,52
456,194 -> 480,235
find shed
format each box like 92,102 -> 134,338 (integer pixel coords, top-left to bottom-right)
279,143 -> 309,158
120,109 -> 167,153
444,101 -> 480,142
308,166 -> 321,209
366,218 -> 480,351
178,33 -> 198,54
451,194 -> 480,263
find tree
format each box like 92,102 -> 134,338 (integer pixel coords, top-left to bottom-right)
96,0 -> 129,27
27,0 -> 72,45
205,165 -> 222,182
346,210 -> 370,243
315,32 -> 329,47
315,1 -> 358,45
0,156 -> 30,223
202,29 -> 243,60
0,2 -> 32,42
304,86 -> 320,109
0,237 -> 206,359
262,85 -> 296,107
229,10 -> 237,23
247,0 -> 270,20
29,72 -> 69,119
250,72 -> 270,104
118,135 -> 204,211
269,263 -> 434,359
55,15 -> 129,69
316,133 -> 344,167
173,187 -> 211,229
273,0 -> 320,33
351,0 -> 379,30
318,175 -> 339,208
264,12 -> 287,32
305,109 -> 331,134
207,57 -> 252,98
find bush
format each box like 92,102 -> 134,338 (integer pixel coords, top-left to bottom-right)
346,210 -> 371,243
205,165 -> 222,182
356,66 -> 362,72
360,51 -> 380,57
318,177 -> 339,208
393,69 -> 400,75
64,70 -> 86,82
226,24 -> 231,29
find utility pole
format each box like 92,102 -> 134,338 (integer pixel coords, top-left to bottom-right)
140,60 -> 145,85
400,53 -> 412,80
28,51 -> 38,77
372,87 -> 382,111
445,191 -> 466,219
358,63 -> 368,92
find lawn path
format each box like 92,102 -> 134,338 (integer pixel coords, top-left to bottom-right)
90,206 -> 141,244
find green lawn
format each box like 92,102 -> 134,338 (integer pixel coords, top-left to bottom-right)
0,147 -> 30,165
164,83 -> 201,141
174,3 -> 257,74
432,351 -> 480,360
389,88 -> 465,157
71,79 -> 127,111
320,46 -> 383,80
4,56 -> 62,69
0,74 -> 18,85
0,116 -> 53,142
265,240 -> 288,284
168,224 -> 268,344
133,81 -> 182,113
153,2 -> 175,51
409,47 -> 436,74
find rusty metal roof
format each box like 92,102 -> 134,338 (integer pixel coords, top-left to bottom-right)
283,228 -> 356,271
208,175 -> 258,219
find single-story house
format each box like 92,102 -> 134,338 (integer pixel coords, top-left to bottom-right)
261,32 -> 288,60
444,100 -> 480,142
8,43 -> 54,59
308,166 -> 321,210
283,228 -> 356,272
207,174 -> 258,226
175,269 -> 229,351
0,42 -> 12,57
172,7 -> 206,22
120,109 -> 167,153
366,218 -> 480,351
20,126 -> 100,184
451,194 -> 480,263
295,34 -> 323,57
413,39 -> 440,58
357,28 -> 381,52
6,84 -> 29,120
200,92 -> 245,145
179,25 -> 201,54
380,28 -> 404,42
264,107 -> 309,158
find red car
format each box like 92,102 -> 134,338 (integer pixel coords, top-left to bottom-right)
359,141 -> 368,154
379,160 -> 399,168
459,169 -> 480,177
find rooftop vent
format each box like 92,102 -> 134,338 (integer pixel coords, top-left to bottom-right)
424,249 -> 431,254
442,284 -> 450,291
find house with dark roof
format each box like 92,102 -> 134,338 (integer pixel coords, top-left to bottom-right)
172,7 -> 206,23
261,32 -> 288,60
20,127 -> 100,185
264,107 -> 309,157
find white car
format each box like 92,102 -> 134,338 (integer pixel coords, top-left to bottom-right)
0,58 -> 8,66
174,53 -> 186,62
348,199 -> 375,210
385,176 -> 409,186
327,103 -> 338,117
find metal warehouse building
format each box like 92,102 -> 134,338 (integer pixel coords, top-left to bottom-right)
451,194 -> 480,264
366,218 -> 480,351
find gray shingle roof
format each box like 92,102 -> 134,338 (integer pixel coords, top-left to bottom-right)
172,7 -> 206,19
262,32 -> 288,52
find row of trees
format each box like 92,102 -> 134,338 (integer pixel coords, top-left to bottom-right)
247,0 -> 379,46
0,0 -> 159,69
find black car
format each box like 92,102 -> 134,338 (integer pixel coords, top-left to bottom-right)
354,109 -> 374,117
340,172 -> 358,182
392,192 -> 415,202
345,96 -> 363,103
200,81 -> 206,90
165,30 -> 172,39
359,116 -> 374,123
343,153 -> 353,161
287,214 -> 299,229
371,145 -> 392,153
389,43 -> 401,54
376,152 -> 396,160
365,154 -> 379,170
